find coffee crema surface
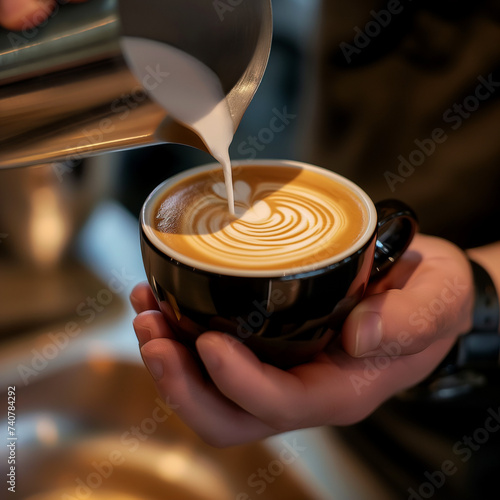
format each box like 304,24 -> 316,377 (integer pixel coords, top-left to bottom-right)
152,165 -> 369,273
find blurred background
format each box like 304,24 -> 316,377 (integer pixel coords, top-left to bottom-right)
2,0 -> 500,499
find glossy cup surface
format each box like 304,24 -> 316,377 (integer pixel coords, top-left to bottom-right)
140,160 -> 414,368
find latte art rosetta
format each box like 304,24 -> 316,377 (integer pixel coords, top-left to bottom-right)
153,165 -> 368,272
191,181 -> 348,266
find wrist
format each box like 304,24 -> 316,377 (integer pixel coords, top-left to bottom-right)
453,259 -> 500,368
406,256 -> 499,401
467,241 -> 500,328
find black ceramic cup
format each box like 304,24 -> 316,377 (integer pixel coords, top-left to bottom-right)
140,160 -> 418,368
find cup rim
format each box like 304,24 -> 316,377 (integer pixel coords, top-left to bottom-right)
141,159 -> 377,278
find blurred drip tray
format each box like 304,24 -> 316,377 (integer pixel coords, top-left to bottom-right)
0,259 -> 125,336
1,360 -> 318,500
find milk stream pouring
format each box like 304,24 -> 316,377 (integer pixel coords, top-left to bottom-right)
121,37 -> 236,215
0,0 -> 272,182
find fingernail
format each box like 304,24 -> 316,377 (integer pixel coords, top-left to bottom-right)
142,351 -> 164,381
129,294 -> 141,312
354,312 -> 383,357
197,336 -> 222,370
133,323 -> 152,347
221,333 -> 240,354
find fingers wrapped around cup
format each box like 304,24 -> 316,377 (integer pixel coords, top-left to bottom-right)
140,160 -> 417,368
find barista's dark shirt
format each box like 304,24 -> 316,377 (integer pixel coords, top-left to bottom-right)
305,0 -> 500,249
303,4 -> 500,498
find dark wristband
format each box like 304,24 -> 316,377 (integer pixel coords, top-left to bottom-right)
455,259 -> 500,368
437,258 -> 500,375
409,259 -> 499,400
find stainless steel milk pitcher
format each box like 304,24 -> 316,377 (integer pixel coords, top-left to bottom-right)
0,0 -> 272,168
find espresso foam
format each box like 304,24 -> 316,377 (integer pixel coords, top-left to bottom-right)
152,165 -> 369,273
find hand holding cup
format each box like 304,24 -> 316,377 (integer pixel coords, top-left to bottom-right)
131,232 -> 474,446
140,160 -> 418,368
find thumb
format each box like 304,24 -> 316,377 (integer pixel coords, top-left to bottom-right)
342,279 -> 473,358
